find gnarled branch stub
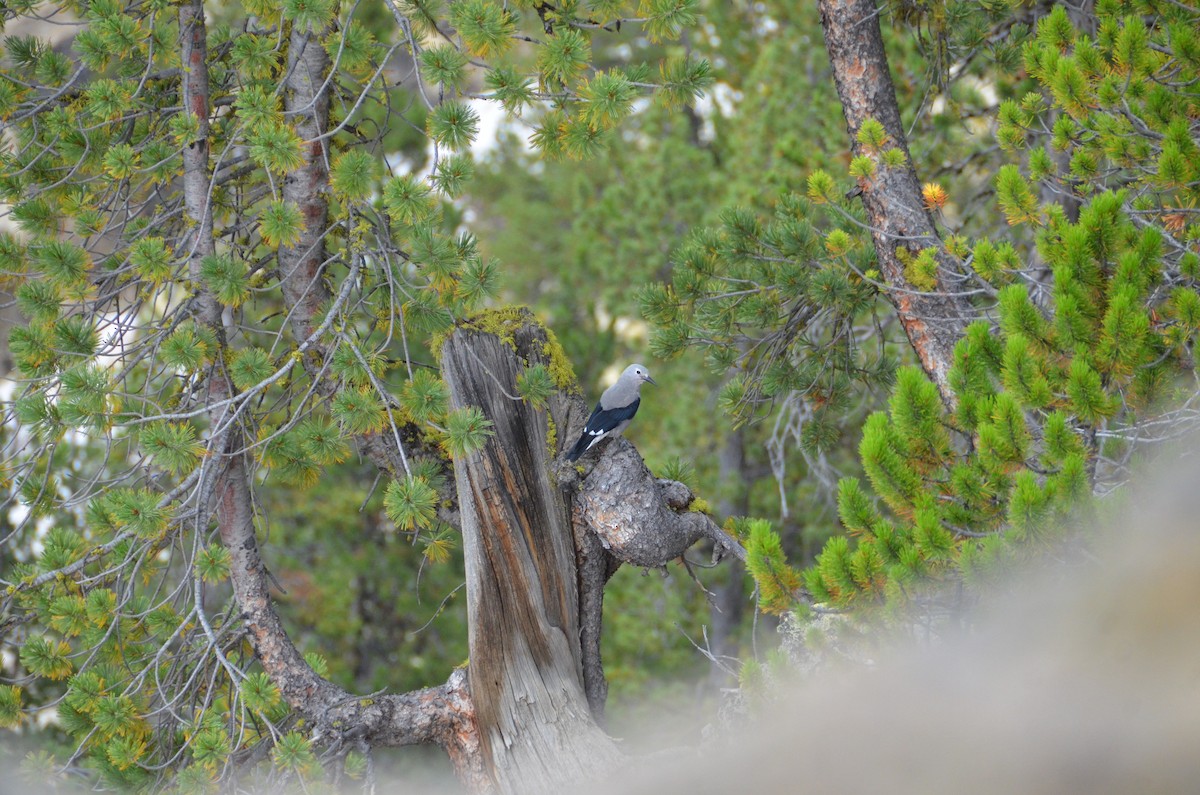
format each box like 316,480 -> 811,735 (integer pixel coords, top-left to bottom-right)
572,439 -> 746,568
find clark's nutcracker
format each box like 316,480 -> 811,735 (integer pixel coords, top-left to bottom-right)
567,364 -> 657,461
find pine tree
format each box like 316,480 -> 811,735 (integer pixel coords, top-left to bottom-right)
0,1 -> 725,791
644,2 -> 1200,621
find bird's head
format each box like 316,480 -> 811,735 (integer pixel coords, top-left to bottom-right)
626,363 -> 657,387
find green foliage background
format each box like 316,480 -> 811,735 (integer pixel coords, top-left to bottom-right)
1,0 -> 1198,790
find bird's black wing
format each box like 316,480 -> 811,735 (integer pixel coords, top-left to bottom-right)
566,398 -> 640,460
583,398 -> 640,435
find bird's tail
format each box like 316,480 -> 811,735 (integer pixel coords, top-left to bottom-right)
566,435 -> 589,462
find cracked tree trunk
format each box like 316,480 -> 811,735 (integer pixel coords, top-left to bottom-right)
818,0 -> 976,405
440,311 -> 745,792
178,5 -> 741,791
440,319 -> 621,794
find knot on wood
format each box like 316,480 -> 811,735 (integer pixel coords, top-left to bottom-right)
572,440 -> 746,568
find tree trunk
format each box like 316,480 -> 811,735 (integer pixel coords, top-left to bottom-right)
440,318 -> 621,793
177,6 -> 491,788
439,310 -> 747,792
708,426 -> 750,688
818,0 -> 976,405
279,24 -> 332,344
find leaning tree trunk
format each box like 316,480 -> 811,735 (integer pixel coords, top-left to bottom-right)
440,310 -> 745,793
818,0 -> 976,406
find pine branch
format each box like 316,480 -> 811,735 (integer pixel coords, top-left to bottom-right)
174,2 -> 482,768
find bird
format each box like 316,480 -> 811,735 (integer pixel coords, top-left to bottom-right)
566,364 -> 657,461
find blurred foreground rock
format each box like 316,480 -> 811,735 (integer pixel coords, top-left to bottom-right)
597,454 -> 1200,794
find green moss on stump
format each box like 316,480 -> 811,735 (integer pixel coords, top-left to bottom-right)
433,306 -> 580,396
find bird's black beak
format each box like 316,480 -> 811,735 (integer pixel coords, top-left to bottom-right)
644,375 -> 658,386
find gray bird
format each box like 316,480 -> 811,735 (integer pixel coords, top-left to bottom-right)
567,364 -> 657,461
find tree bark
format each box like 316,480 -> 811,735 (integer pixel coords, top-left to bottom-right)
439,310 -> 746,792
440,317 -> 621,794
179,0 -> 218,305
279,25 -> 332,343
273,21 -> 439,481
708,426 -> 750,688
818,0 -> 976,405
573,446 -> 745,569
178,8 -> 490,788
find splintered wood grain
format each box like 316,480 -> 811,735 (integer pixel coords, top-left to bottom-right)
442,316 -> 619,794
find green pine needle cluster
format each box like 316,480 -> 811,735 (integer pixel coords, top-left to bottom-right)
744,519 -> 804,614
641,193 -> 886,433
797,167 -> 1194,613
656,1 -> 1200,622
442,406 -> 495,458
139,423 -> 204,475
385,475 -> 439,533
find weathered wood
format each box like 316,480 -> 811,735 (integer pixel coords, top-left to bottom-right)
573,514 -> 617,721
441,315 -> 621,794
573,441 -> 747,568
